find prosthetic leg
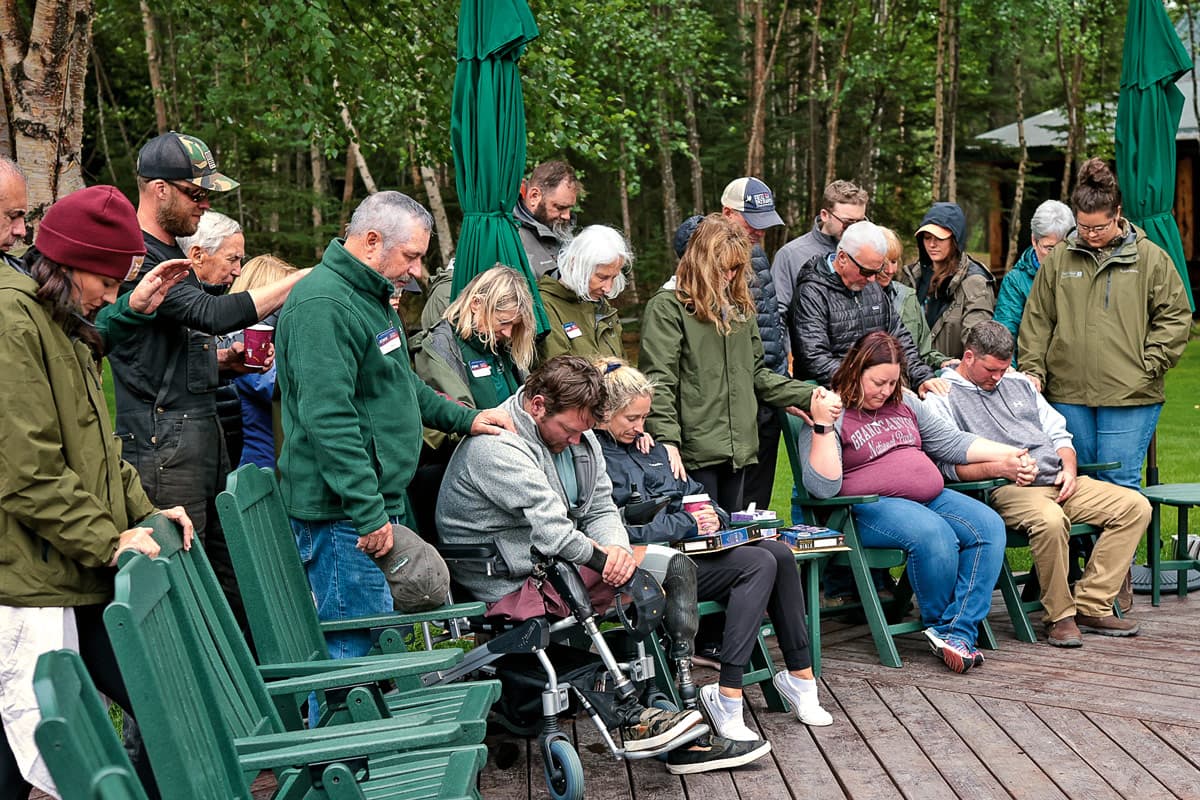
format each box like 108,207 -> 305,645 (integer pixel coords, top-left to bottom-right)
660,552 -> 699,708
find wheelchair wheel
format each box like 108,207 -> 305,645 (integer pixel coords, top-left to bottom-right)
645,691 -> 678,712
543,737 -> 584,800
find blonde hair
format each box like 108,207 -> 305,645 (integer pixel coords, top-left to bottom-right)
880,226 -> 904,262
593,357 -> 656,420
230,254 -> 297,294
674,214 -> 753,335
443,265 -> 536,370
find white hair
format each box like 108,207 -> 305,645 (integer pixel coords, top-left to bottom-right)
1030,199 -> 1074,240
177,211 -> 242,255
555,224 -> 632,301
0,156 -> 25,184
346,191 -> 432,250
837,220 -> 888,259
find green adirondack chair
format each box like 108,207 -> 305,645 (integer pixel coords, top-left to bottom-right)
33,649 -> 149,800
778,411 -> 999,667
104,551 -> 487,799
140,513 -> 496,741
213,466 -> 500,728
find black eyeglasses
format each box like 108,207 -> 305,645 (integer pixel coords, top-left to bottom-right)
843,249 -> 884,277
829,211 -> 869,228
166,180 -> 210,204
1075,217 -> 1115,235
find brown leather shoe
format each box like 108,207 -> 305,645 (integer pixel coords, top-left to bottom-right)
1116,569 -> 1133,614
1076,613 -> 1140,637
1046,616 -> 1083,647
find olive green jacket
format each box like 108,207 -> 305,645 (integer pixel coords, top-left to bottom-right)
0,270 -> 156,607
639,284 -> 814,471
900,253 -> 996,359
1018,222 -> 1191,406
536,276 -> 623,363
889,282 -> 952,369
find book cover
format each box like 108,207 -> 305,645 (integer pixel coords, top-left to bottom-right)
779,525 -> 845,551
674,526 -> 777,554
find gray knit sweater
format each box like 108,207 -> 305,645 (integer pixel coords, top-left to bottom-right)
436,390 -> 630,602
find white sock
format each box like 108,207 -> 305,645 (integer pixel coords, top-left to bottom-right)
715,689 -> 743,714
779,672 -> 818,696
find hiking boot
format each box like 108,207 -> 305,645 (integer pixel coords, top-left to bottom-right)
698,684 -> 757,741
621,706 -> 704,752
771,671 -> 833,726
665,734 -> 772,775
924,628 -> 973,674
1076,613 -> 1140,637
1045,616 -> 1083,648
1117,569 -> 1134,614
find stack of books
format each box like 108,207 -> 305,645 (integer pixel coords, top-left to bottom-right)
778,524 -> 846,552
673,526 -> 780,555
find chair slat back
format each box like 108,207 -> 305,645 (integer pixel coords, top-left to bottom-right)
218,466 -> 330,665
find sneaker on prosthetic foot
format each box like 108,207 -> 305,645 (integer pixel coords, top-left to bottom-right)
698,684 -> 758,741
771,671 -> 833,726
621,706 -> 704,752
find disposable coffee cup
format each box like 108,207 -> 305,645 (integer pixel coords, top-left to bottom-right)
682,493 -> 712,514
243,324 -> 274,368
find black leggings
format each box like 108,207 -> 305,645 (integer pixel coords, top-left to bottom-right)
691,462 -> 747,515
695,539 -> 812,689
0,604 -> 159,800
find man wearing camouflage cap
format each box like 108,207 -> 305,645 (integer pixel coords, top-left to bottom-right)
103,132 -> 307,626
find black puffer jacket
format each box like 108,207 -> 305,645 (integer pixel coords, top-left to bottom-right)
750,244 -> 787,376
789,254 -> 934,387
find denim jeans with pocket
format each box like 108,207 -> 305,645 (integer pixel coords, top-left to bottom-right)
852,489 -> 1006,648
1050,403 -> 1162,490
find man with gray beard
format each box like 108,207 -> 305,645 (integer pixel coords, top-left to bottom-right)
515,160 -> 580,277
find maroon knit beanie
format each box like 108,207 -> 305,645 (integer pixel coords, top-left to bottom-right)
37,186 -> 146,281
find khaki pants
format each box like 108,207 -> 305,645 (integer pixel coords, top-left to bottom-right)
990,477 -> 1150,622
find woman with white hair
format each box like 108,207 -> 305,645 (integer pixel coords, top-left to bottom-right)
536,224 -> 631,362
993,199 -> 1074,365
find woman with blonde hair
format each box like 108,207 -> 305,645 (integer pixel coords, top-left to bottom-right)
229,254 -> 299,468
413,265 -> 535,457
638,213 -> 828,511
877,226 -> 951,370
537,224 -> 631,361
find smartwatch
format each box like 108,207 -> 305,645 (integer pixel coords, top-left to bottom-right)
811,422 -> 834,434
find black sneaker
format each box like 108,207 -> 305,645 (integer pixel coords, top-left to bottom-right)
666,734 -> 772,775
621,707 -> 704,752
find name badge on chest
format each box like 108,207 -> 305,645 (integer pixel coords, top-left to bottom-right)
563,321 -> 583,339
469,359 -> 492,378
376,327 -> 402,355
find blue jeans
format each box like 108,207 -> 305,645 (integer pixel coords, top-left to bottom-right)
1051,403 -> 1161,490
290,517 -> 393,660
852,489 -> 1006,648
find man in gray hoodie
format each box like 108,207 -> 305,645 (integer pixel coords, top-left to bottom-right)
922,322 -> 1150,648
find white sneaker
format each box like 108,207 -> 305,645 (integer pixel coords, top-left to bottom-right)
771,671 -> 833,727
698,683 -> 758,741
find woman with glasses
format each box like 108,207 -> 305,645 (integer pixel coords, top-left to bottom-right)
638,214 -> 817,512
899,202 -> 995,360
537,224 -> 631,362
993,199 -> 1074,366
1018,158 -> 1191,490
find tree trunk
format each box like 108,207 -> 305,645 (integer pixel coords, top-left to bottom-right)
339,144 -> 357,229
655,87 -> 681,246
0,74 -> 11,159
0,0 -> 93,220
617,147 -> 639,304
823,6 -> 855,188
419,164 -> 455,268
1005,44 -> 1028,273
746,0 -> 789,178
334,80 -> 378,194
945,0 -> 959,203
931,0 -> 948,201
806,0 -> 826,210
679,77 -> 704,215
310,138 -> 324,260
139,0 -> 168,133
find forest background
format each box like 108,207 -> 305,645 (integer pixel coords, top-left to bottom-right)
1,0 -> 1189,295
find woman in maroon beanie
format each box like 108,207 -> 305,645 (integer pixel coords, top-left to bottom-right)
0,185 -> 194,798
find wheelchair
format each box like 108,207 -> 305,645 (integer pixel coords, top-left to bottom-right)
417,542 -> 704,800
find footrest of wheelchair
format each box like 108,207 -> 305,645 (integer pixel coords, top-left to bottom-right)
618,722 -> 710,760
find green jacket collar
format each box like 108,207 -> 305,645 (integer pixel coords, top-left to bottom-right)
322,238 -> 394,302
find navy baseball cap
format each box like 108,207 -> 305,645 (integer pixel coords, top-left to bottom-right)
720,177 -> 784,229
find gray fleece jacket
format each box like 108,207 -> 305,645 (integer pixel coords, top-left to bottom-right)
436,389 -> 630,602
921,370 -> 1073,486
799,391 -> 976,498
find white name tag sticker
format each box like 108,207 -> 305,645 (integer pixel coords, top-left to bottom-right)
376,327 -> 402,355
563,321 -> 583,339
469,359 -> 492,378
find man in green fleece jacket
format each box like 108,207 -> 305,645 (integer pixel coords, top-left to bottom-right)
276,192 -> 513,660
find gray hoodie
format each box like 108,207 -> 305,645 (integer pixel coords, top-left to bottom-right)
436,389 -> 630,602
921,370 -> 1073,486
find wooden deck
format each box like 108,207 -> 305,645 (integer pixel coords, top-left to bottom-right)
476,592 -> 1200,800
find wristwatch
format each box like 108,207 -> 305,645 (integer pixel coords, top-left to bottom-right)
811,422 -> 834,434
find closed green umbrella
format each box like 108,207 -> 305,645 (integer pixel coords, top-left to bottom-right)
450,0 -> 549,334
1115,0 -> 1195,312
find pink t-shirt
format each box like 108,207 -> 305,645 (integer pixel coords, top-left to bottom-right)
838,404 -> 944,503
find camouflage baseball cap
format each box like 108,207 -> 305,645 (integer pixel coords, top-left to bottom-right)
136,131 -> 239,191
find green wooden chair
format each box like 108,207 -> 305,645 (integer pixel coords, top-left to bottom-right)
779,411 -> 999,668
213,466 -> 500,729
104,551 -> 487,799
33,649 -> 150,800
140,513 -> 497,742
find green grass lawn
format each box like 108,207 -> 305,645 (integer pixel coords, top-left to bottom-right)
768,334 -> 1200,571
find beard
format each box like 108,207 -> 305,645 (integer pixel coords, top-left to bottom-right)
158,193 -> 199,239
531,198 -> 574,242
